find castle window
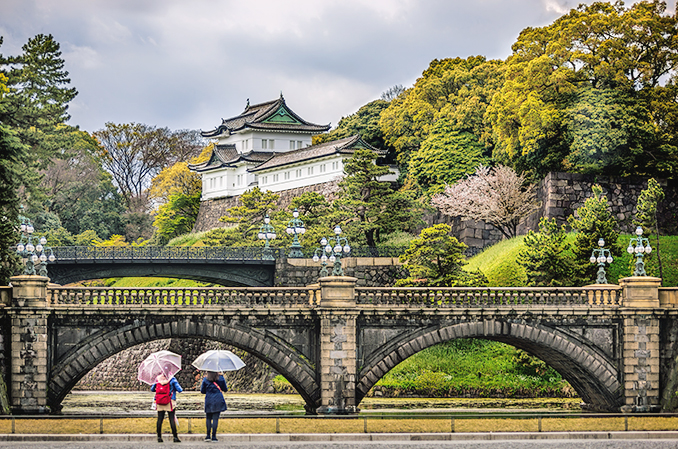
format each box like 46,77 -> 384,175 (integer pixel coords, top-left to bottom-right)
298,141 -> 303,148
284,171 -> 290,180
320,164 -> 326,173
262,139 -> 267,149
273,174 -> 279,182
269,139 -> 275,149
332,161 -> 338,170
296,169 -> 302,178
308,166 -> 314,175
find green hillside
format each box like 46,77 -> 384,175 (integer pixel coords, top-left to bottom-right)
466,233 -> 678,287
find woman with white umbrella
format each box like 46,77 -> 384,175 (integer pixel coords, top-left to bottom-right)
200,371 -> 228,442
193,350 -> 245,442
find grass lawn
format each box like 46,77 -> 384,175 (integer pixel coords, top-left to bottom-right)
2,415 -> 678,434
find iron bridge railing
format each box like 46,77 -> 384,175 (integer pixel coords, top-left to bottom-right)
46,286 -> 620,308
51,246 -> 284,261
50,246 -> 408,261
355,286 -> 621,307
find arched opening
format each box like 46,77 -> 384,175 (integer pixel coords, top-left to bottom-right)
356,320 -> 621,412
49,320 -> 319,414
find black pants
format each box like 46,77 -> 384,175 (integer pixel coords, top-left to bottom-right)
157,410 -> 177,437
206,412 -> 220,439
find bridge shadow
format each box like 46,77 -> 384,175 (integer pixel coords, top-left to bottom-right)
49,319 -> 320,414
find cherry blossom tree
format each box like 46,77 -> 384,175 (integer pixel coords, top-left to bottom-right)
431,165 -> 539,239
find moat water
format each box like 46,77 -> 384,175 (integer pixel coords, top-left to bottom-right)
61,391 -> 583,414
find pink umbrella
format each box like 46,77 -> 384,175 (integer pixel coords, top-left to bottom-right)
138,350 -> 182,385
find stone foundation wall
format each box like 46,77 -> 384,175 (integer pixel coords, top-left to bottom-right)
428,173 -> 677,254
522,173 -> 678,236
193,172 -> 678,256
193,180 -> 342,233
275,257 -> 408,287
75,338 -> 279,393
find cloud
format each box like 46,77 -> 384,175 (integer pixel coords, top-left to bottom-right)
0,0 -> 624,134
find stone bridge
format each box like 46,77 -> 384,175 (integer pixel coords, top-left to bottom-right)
2,274 -> 678,415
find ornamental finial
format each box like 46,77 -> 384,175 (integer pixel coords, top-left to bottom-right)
246,98 -> 250,109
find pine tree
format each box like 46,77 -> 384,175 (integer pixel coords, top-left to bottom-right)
518,218 -> 576,286
568,185 -> 621,283
634,178 -> 665,281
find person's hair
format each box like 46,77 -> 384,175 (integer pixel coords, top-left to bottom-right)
206,371 -> 219,382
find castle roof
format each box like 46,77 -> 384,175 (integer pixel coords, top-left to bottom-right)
201,95 -> 331,138
250,134 -> 384,172
188,144 -> 275,172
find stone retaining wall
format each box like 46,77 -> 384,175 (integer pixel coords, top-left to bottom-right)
275,257 -> 407,287
193,172 -> 678,260
75,338 -> 278,393
193,180 -> 342,233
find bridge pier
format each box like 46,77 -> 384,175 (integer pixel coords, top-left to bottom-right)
9,275 -> 50,414
316,276 -> 359,414
620,276 -> 662,412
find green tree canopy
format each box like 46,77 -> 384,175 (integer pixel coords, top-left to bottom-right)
634,178 -> 665,280
152,193 -> 201,245
219,187 -> 280,241
409,118 -> 488,195
379,56 -> 502,171
313,100 -> 394,159
487,1 -> 678,179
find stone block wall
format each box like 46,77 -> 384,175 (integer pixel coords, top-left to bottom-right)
11,312 -> 48,413
623,315 -> 661,412
75,338 -> 279,393
521,173 -> 677,235
275,257 -> 407,287
193,180 -> 341,233
193,172 -> 678,256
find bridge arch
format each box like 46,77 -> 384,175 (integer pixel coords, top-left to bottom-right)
356,320 -> 621,411
48,319 -> 320,413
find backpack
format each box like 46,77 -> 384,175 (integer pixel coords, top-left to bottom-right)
155,382 -> 171,405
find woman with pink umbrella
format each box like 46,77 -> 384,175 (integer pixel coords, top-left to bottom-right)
138,350 -> 184,443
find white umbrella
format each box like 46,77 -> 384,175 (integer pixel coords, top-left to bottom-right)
192,350 -> 246,372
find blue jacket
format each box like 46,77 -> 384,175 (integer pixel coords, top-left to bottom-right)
200,375 -> 228,413
151,377 -> 183,401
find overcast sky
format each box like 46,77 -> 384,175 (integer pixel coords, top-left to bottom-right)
1,0 -> 674,135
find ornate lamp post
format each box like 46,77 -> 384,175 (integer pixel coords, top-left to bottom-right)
285,209 -> 306,258
589,238 -> 613,284
15,209 -> 55,276
312,246 -> 330,278
257,214 -> 277,260
313,225 -> 351,277
627,226 -> 652,276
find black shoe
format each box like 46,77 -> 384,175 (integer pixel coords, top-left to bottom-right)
204,437 -> 211,442
173,436 -> 181,443
157,437 -> 163,442
211,438 -> 218,442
